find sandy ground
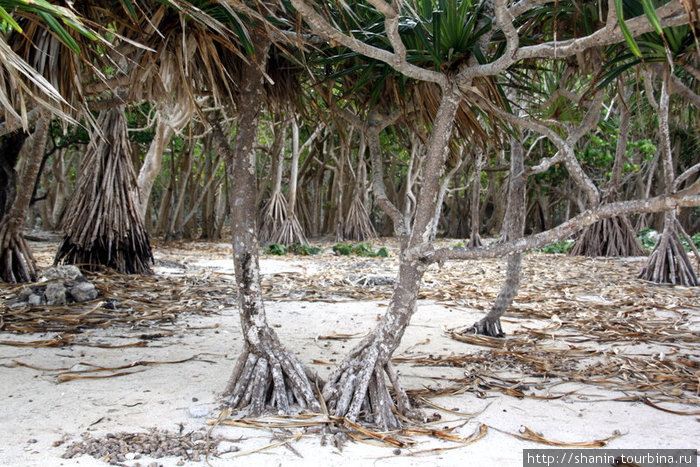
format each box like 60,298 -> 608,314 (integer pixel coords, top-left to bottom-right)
1,240 -> 698,466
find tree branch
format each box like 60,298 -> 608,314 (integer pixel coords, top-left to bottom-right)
431,193 -> 700,263
290,0 -> 447,86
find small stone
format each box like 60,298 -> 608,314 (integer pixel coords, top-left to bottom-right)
28,294 -> 42,305
70,281 -> 98,302
44,282 -> 67,305
40,265 -> 82,282
17,286 -> 34,301
188,405 -> 210,418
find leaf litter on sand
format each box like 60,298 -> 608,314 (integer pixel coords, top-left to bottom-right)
2,239 -> 699,455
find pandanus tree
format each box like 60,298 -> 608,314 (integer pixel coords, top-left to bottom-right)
0,1 -> 111,282
570,0 -> 698,259
291,0 -> 698,428
214,32 -> 321,414
54,107 -> 154,274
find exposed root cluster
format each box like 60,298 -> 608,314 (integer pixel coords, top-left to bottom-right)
639,219 -> 698,286
322,338 -> 415,431
53,108 -> 153,275
460,316 -> 505,338
343,197 -> 376,242
273,216 -> 307,246
224,339 -> 321,416
570,216 -> 645,257
259,191 -> 287,244
0,224 -> 37,283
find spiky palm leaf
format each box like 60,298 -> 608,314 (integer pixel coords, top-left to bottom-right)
0,0 -> 110,128
309,0 -> 507,145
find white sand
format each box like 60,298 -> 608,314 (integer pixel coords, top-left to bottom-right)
1,255 -> 697,466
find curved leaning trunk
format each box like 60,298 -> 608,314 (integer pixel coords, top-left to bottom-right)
323,84 -> 462,429
136,116 -> 176,223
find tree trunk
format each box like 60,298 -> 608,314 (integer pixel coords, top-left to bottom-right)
570,85 -> 645,257
639,70 -> 698,285
468,148 -> 484,247
136,116 -> 175,222
260,119 -> 289,243
218,38 -> 320,415
164,139 -> 195,241
323,84 -> 461,429
0,112 -> 49,283
0,128 -> 29,221
273,118 -> 308,245
344,133 -> 376,241
459,135 -> 526,337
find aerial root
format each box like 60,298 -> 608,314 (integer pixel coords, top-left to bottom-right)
223,341 -> 320,415
0,224 -> 37,283
639,216 -> 698,287
461,316 -> 505,338
322,342 -> 417,431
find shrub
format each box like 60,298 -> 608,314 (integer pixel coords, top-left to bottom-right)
637,228 -> 659,252
289,243 -> 323,255
536,240 -> 574,254
263,243 -> 287,255
333,242 -> 389,257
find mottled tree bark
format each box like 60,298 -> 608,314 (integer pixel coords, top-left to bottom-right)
0,111 -> 49,283
218,38 -> 320,415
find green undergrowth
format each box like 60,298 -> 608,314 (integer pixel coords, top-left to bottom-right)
638,228 -> 700,253
332,242 -> 389,257
534,229 -> 700,255
535,240 -> 574,254
263,243 -> 322,256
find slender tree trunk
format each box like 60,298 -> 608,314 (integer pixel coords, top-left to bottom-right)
344,134 -> 377,241
273,118 -> 308,245
136,116 -> 176,222
323,84 -> 461,429
468,148 -> 484,246
0,111 -> 49,282
570,85 -> 645,257
0,128 -> 29,221
260,120 -> 289,243
165,139 -> 195,240
430,149 -> 465,240
219,38 -> 320,415
460,135 -> 526,337
639,70 -> 698,285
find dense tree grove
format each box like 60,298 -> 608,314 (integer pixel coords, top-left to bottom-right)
0,0 -> 698,427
